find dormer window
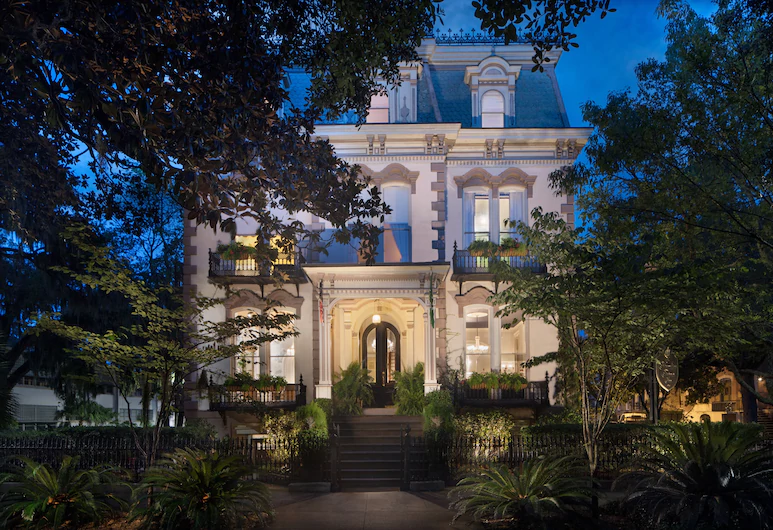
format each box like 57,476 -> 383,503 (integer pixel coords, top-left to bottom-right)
366,94 -> 389,123
465,57 -> 521,128
481,91 -> 505,128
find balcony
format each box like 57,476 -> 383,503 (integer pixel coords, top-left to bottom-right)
453,381 -> 549,408
711,401 -> 740,412
451,246 -> 546,283
209,381 -> 307,412
208,250 -> 307,284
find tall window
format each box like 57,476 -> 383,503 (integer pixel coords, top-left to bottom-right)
500,320 -> 527,376
269,309 -> 296,383
481,91 -> 505,128
465,310 -> 490,378
366,94 -> 389,123
499,190 -> 527,243
463,191 -> 491,248
379,185 -> 411,262
235,310 -> 261,378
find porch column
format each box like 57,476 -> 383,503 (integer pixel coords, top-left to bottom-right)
423,311 -> 440,393
491,312 -> 502,373
316,297 -> 333,399
490,185 -> 500,243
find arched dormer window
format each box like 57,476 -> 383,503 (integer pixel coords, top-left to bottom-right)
465,57 -> 520,128
481,91 -> 505,128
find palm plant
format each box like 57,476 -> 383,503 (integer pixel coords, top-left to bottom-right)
0,455 -> 125,529
449,457 -> 592,529
616,419 -> 773,530
332,362 -> 373,415
132,448 -> 273,529
393,362 -> 425,415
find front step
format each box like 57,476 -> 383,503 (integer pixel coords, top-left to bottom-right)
332,415 -> 422,490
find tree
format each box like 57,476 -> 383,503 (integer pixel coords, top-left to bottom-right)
492,209 -> 679,479
35,226 -> 294,467
556,0 -> 773,413
474,0 -> 615,70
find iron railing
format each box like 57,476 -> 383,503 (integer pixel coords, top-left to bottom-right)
209,380 -> 306,411
452,246 -> 546,275
208,250 -> 305,278
456,381 -> 549,407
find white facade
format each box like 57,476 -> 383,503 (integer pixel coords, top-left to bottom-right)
184,37 -> 591,433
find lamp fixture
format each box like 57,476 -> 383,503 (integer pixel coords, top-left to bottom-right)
466,335 -> 489,354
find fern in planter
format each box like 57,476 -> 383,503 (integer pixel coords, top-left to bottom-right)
393,363 -> 425,415
217,241 -> 257,261
497,237 -> 527,257
467,372 -> 486,390
467,240 -> 498,257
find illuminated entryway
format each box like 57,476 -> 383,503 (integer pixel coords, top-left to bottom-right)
303,263 -> 449,400
362,321 -> 401,407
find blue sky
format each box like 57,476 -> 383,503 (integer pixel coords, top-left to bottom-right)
438,0 -> 715,126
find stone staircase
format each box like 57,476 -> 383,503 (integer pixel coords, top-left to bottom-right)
333,414 -> 423,490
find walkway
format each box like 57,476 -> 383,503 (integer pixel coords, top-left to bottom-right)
269,488 -> 482,530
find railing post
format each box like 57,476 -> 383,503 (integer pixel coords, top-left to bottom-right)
330,423 -> 340,491
401,424 -> 412,491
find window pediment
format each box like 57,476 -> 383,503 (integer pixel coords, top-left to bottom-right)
455,168 -> 536,198
367,163 -> 419,194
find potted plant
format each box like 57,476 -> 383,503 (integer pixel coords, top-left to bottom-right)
272,376 -> 288,399
217,241 -> 257,261
499,372 -> 527,395
468,372 -> 486,391
467,240 -> 498,257
497,237 -> 527,257
484,372 -> 500,400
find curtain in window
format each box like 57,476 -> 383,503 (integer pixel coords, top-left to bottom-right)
509,190 -> 527,232
463,191 -> 475,248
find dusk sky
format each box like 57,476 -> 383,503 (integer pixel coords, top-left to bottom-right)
438,0 -> 715,127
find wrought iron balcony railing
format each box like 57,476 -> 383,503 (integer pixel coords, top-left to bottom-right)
452,246 -> 547,276
209,379 -> 307,411
208,250 -> 306,281
453,381 -> 549,407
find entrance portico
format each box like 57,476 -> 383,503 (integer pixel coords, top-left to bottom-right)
303,263 -> 449,401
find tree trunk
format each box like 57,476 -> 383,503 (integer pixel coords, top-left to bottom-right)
740,372 -> 758,423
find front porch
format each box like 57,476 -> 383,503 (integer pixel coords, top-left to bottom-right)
304,263 -> 450,402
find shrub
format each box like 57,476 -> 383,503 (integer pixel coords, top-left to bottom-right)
296,402 -> 328,436
615,419 -> 773,530
0,455 -> 125,529
393,363 -> 425,416
313,398 -> 333,429
264,410 -> 301,441
449,457 -> 592,527
132,448 -> 272,530
423,389 -> 454,433
332,362 -> 373,415
454,409 -> 516,442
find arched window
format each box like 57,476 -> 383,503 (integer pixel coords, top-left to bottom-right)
481,91 -> 505,128
366,94 -> 389,123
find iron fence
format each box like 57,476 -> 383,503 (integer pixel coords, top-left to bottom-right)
0,434 -> 330,484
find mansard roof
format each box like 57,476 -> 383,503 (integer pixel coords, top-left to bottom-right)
285,38 -> 570,128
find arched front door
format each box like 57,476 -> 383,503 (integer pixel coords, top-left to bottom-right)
361,322 -> 400,407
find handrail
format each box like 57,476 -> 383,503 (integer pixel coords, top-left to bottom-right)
451,245 -> 546,275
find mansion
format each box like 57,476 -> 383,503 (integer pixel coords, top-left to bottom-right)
185,34 -> 592,435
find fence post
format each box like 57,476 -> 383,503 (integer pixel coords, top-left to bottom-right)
330,423 -> 340,492
400,424 -> 411,491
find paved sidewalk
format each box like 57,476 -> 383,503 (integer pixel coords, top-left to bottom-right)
268,487 -> 482,530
